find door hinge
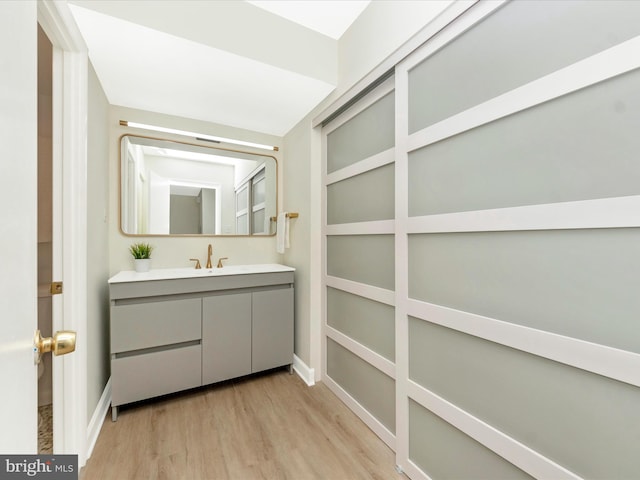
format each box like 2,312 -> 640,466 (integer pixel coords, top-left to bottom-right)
50,281 -> 63,295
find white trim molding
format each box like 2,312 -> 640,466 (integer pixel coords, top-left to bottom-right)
393,46 -> 411,477
323,374 -> 396,450
325,326 -> 395,380
326,276 -> 395,307
86,378 -> 111,459
326,148 -> 395,186
408,300 -> 640,388
407,195 -> 640,233
293,354 -> 315,386
408,381 -> 581,480
38,0 -> 89,467
406,33 -> 640,154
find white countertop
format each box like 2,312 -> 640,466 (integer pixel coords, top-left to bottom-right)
108,263 -> 295,284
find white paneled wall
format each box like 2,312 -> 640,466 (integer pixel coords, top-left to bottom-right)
322,2 -> 640,478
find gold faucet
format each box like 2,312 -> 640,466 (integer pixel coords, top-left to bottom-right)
206,244 -> 213,269
189,258 -> 201,269
217,257 -> 228,268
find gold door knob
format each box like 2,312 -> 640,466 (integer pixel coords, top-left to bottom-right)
34,329 -> 76,364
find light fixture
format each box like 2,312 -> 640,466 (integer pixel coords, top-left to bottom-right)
119,121 -> 279,152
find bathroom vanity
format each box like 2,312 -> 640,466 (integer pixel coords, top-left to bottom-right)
108,264 -> 294,421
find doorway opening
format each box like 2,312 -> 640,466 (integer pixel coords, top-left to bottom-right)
37,23 -> 53,455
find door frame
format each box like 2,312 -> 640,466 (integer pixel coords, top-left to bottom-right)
37,0 -> 88,466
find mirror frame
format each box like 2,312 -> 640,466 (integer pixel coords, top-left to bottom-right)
119,134 -> 278,237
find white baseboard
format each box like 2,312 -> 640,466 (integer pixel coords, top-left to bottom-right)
86,377 -> 111,460
293,354 -> 315,386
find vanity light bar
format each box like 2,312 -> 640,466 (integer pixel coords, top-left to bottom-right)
119,121 -> 279,152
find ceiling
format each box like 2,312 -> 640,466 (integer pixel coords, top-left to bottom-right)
246,1 -> 370,40
68,1 -> 370,137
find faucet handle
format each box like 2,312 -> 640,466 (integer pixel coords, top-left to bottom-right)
189,258 -> 202,269
217,257 -> 228,268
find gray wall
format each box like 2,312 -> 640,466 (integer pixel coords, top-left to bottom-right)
282,0 -> 445,377
282,119 -> 313,364
170,194 -> 200,234
86,63 -> 110,420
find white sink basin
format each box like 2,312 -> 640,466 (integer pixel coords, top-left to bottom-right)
109,264 -> 295,284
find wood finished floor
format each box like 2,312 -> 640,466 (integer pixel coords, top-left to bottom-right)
81,369 -> 406,480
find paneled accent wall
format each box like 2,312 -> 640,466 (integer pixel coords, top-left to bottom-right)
323,78 -> 397,448
323,1 -> 640,479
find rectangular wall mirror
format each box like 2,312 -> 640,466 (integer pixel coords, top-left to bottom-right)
120,135 -> 277,236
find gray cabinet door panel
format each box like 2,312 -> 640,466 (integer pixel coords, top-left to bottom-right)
252,287 -> 294,372
202,293 -> 252,384
111,344 -> 202,406
111,297 -> 201,353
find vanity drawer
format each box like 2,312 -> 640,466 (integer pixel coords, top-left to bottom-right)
111,297 -> 201,353
111,344 -> 202,407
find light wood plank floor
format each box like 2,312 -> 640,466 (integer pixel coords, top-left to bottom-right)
81,369 -> 406,480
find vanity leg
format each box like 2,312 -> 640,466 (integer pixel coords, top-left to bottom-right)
289,363 -> 294,375
111,405 -> 118,422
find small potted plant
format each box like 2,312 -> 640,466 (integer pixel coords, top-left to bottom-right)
129,242 -> 153,272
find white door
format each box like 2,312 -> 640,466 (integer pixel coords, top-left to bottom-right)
0,1 -> 39,453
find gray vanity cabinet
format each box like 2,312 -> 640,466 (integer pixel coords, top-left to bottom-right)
109,267 -> 294,421
202,293 -> 252,384
252,287 -> 294,373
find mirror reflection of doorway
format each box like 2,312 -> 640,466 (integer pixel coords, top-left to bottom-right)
169,186 -> 217,234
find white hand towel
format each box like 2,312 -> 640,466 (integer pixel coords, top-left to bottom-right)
276,212 -> 290,254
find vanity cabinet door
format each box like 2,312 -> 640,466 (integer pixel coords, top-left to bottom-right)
202,293 -> 252,384
252,287 -> 294,373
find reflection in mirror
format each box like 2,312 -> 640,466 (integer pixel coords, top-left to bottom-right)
121,135 -> 277,236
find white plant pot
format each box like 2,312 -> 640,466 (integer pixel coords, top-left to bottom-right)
134,258 -> 151,272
